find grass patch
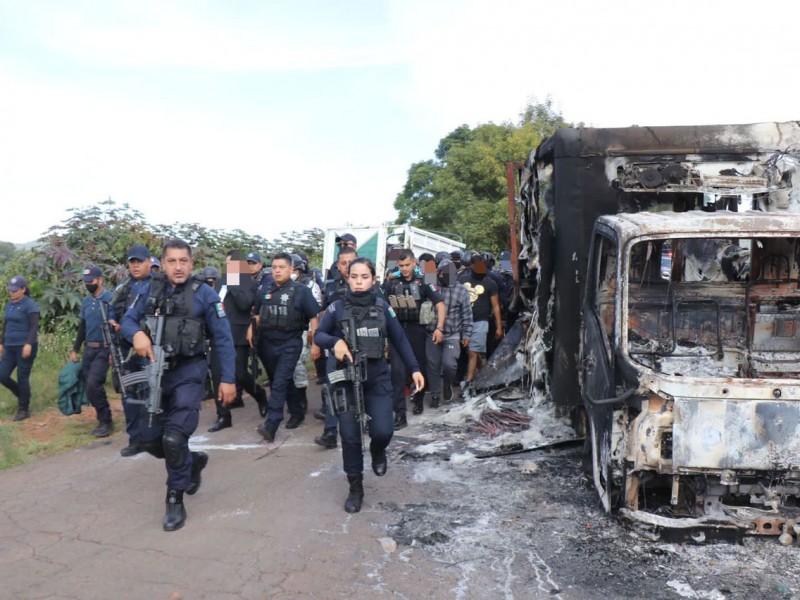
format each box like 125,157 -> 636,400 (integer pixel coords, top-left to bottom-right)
0,331 -> 126,470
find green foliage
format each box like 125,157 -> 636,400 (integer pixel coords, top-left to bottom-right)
0,241 -> 15,262
394,98 -> 570,253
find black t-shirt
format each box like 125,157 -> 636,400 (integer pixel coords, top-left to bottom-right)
458,271 -> 498,322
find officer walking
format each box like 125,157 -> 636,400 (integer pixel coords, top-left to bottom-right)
251,252 -> 320,442
69,266 -> 116,438
313,246 -> 357,448
382,249 -> 445,428
122,239 -> 236,532
111,245 -> 153,456
315,257 -> 424,513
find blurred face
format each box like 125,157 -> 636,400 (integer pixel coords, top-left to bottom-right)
272,258 -> 292,285
9,287 -> 25,302
128,257 -> 152,280
337,253 -> 356,278
163,247 -> 193,286
348,262 -> 375,292
397,257 -> 416,279
247,260 -> 263,276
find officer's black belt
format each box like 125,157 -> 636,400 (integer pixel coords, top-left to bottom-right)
86,342 -> 109,349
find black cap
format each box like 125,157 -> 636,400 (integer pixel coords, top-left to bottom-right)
335,233 -> 357,245
246,252 -> 263,264
82,265 -> 103,282
127,245 -> 150,261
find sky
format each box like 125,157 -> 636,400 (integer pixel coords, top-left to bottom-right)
1,0 -> 800,245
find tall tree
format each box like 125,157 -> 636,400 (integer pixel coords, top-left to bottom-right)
394,98 -> 569,252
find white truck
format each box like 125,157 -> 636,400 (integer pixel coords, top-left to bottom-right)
321,224 -> 465,281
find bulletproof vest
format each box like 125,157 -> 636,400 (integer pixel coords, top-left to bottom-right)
388,277 -> 422,322
339,297 -> 386,360
324,276 -> 348,306
298,273 -> 312,286
258,281 -> 306,332
111,278 -> 134,318
144,273 -> 206,359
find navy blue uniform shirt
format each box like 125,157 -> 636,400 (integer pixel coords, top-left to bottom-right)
79,290 -> 116,344
121,279 -> 236,383
2,296 -> 39,346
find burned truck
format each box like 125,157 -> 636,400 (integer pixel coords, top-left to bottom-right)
517,121 -> 800,541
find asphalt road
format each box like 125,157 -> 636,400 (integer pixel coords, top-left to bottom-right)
4,388 -> 800,600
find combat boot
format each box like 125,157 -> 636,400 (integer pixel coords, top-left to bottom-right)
344,474 -> 364,513
412,396 -> 424,415
393,413 -> 407,430
163,489 -> 186,531
314,431 -> 337,449
371,447 -> 387,477
186,452 -> 208,496
12,409 -> 30,421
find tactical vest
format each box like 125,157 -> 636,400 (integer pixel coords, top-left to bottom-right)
144,274 -> 206,358
324,276 -> 348,307
338,297 -> 387,360
388,277 -> 423,322
259,281 -> 306,332
111,278 -> 133,319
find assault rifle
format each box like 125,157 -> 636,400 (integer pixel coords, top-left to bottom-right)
326,315 -> 369,437
99,301 -> 127,397
120,314 -> 166,427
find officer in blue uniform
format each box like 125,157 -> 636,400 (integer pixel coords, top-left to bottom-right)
315,257 -> 424,513
122,239 -> 236,532
69,266 -> 117,438
313,246 -> 358,448
382,249 -> 445,428
0,276 -> 40,421
111,244 -> 154,456
251,252 -> 320,442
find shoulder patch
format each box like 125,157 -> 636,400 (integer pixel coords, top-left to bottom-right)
388,306 -> 397,319
327,304 -> 337,313
214,302 -> 226,318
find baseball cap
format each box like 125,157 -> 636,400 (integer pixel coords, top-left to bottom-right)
82,266 -> 102,282
7,275 -> 27,292
246,252 -> 263,264
127,244 -> 150,261
335,233 -> 357,245
150,257 -> 161,269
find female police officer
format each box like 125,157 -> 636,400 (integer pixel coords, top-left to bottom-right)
314,258 -> 424,513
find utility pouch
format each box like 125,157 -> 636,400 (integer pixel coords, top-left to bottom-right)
419,300 -> 434,325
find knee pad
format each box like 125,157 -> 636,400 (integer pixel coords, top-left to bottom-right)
162,429 -> 189,469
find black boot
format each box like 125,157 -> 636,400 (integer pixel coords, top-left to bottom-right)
344,474 -> 364,513
163,489 -> 186,531
186,452 -> 208,496
371,445 -> 387,477
412,395 -> 424,415
430,394 -> 440,409
208,416 -> 232,432
393,413 -> 407,431
314,431 -> 338,449
12,408 -> 30,421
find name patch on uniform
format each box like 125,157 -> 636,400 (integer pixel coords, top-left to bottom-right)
214,303 -> 226,318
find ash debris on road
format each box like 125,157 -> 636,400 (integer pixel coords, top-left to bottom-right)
380,391 -> 800,600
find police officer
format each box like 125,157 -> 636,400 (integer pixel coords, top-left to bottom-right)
383,249 -> 445,429
251,252 -> 320,442
207,253 -> 267,432
287,253 -> 321,417
314,246 -> 358,448
315,257 -> 424,513
122,239 -> 236,532
246,251 -> 274,290
150,256 -> 162,273
69,266 -> 116,438
112,245 -> 154,456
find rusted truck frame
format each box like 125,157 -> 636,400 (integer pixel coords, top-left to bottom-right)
518,121 -> 800,541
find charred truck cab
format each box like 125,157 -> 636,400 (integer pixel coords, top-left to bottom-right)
518,122 -> 800,542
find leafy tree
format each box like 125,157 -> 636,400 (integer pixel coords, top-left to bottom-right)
0,241 -> 15,263
394,98 -> 570,253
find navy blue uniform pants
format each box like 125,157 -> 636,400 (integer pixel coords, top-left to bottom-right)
389,322 -> 428,414
338,364 -> 394,476
257,335 -> 303,427
0,343 -> 37,410
121,352 -> 145,442
82,346 -> 111,424
139,358 -> 206,490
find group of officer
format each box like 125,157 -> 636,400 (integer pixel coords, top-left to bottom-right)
65,235 -> 511,529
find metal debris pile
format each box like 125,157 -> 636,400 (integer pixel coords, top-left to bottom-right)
466,407 -> 532,437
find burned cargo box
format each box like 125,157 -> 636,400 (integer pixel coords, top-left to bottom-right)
518,121 -> 800,540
